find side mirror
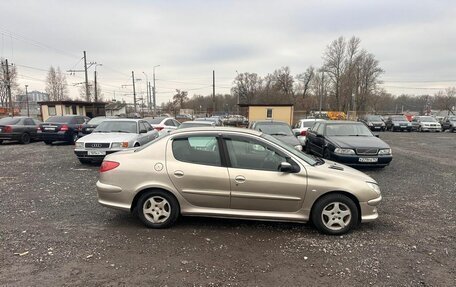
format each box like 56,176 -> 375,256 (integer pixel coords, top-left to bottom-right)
279,162 -> 294,173
140,129 -> 147,134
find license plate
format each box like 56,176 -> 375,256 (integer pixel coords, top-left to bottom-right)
400,126 -> 406,128
359,157 -> 378,163
45,127 -> 55,131
88,150 -> 106,156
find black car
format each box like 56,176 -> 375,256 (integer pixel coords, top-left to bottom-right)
441,115 -> 456,132
0,116 -> 41,144
358,114 -> 386,131
249,120 -> 302,151
38,115 -> 88,145
305,121 -> 392,167
385,115 -> 412,132
79,116 -> 118,137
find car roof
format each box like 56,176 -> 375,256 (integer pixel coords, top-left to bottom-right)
171,126 -> 262,136
182,121 -> 213,125
324,120 -> 361,124
299,118 -> 325,122
254,120 -> 288,124
102,118 -> 142,122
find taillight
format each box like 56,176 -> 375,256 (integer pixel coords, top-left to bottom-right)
77,124 -> 82,131
59,124 -> 69,131
300,130 -> 307,136
99,161 -> 120,173
154,126 -> 164,131
3,125 -> 13,133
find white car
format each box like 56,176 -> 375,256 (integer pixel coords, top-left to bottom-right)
292,119 -> 325,146
74,119 -> 159,164
411,116 -> 442,132
145,117 -> 181,136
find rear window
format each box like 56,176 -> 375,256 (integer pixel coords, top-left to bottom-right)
147,117 -> 165,124
46,116 -> 74,123
0,118 -> 21,125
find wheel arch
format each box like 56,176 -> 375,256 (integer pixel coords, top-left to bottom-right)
130,187 -> 180,214
310,190 -> 361,224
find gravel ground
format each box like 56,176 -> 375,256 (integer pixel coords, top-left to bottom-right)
0,132 -> 455,286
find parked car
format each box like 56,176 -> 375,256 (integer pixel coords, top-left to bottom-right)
145,117 -> 181,136
177,120 -> 215,129
175,114 -> 193,123
0,116 -> 41,144
358,115 -> 386,131
411,116 -> 442,132
441,115 -> 456,132
305,121 -> 392,167
78,116 -> 118,137
38,115 -> 89,145
249,120 -> 302,151
292,119 -> 325,147
74,119 -> 159,164
97,126 -> 382,235
194,117 -> 223,126
385,115 -> 412,132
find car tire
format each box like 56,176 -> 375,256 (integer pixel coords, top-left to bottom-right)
70,133 -> 78,145
78,158 -> 91,164
20,133 -> 31,144
136,190 -> 179,229
311,193 -> 359,235
44,140 -> 53,145
323,148 -> 331,160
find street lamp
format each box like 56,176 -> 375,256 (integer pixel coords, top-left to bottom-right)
153,65 -> 160,116
142,72 -> 150,114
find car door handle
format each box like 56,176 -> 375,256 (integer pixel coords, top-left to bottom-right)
174,170 -> 184,177
235,175 -> 246,183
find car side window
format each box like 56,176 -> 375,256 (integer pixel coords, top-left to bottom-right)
24,118 -> 35,125
164,119 -> 175,127
316,123 -> 325,135
144,121 -> 153,131
139,122 -> 148,132
172,136 -> 221,167
172,119 -> 181,127
224,137 -> 287,172
310,123 -> 319,132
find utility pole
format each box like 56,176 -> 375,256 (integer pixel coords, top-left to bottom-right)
83,51 -> 90,101
148,81 -> 152,115
153,65 -> 160,117
5,59 -> 13,117
132,71 -> 137,114
212,70 -> 215,115
319,71 -> 324,117
142,72 -> 149,113
25,85 -> 29,117
94,70 -> 98,102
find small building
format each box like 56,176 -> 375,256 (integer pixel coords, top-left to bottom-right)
38,101 -> 106,121
240,104 -> 294,125
105,101 -> 127,117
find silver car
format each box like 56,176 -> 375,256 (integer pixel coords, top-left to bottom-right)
75,119 -> 159,164
96,127 -> 382,235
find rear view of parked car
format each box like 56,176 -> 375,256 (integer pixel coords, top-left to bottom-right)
74,119 -> 159,163
441,116 -> 456,132
38,115 -> 88,145
385,115 -> 412,132
292,119 -> 325,147
0,117 -> 41,144
145,117 -> 181,136
411,116 -> 442,132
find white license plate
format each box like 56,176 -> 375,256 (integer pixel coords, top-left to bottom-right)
88,150 -> 106,156
400,126 -> 406,128
45,127 -> 55,131
359,157 -> 378,163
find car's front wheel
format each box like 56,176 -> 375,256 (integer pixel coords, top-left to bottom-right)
311,193 -> 359,235
136,190 -> 179,228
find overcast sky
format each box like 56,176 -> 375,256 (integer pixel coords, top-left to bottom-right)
1,0 -> 455,104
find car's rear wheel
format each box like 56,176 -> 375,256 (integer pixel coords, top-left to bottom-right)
0,140 -> 3,144
20,133 -> 31,144
44,140 -> 53,145
137,190 -> 179,228
311,193 -> 359,235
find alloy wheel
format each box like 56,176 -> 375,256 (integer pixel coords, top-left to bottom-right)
143,196 -> 171,223
321,202 -> 352,231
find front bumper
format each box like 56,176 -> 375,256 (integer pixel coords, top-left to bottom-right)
360,195 -> 382,222
420,126 -> 441,131
74,149 -> 121,161
392,126 -> 412,131
329,153 -> 393,167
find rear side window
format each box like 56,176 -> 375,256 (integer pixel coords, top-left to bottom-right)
164,119 -> 175,127
24,118 -> 35,125
46,116 -> 73,123
172,136 -> 221,166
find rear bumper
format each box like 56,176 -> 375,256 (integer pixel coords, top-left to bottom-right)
0,133 -> 21,141
38,132 -> 72,142
329,153 -> 393,167
96,181 -> 131,211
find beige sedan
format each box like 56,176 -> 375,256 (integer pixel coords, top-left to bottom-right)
97,127 -> 382,235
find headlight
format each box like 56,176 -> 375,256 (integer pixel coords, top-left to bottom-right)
394,123 -> 399,126
112,142 -> 129,148
378,148 -> 392,155
294,145 -> 303,151
368,122 -> 373,126
334,148 -> 355,155
75,142 -> 83,149
366,182 -> 381,195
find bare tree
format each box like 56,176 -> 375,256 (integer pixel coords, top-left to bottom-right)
78,80 -> 101,102
322,36 -> 346,110
46,66 -> 68,101
173,89 -> 188,110
296,66 -> 315,100
0,58 -> 20,107
232,72 -> 262,105
434,87 -> 456,115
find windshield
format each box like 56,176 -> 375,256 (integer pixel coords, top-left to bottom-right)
449,116 -> 456,121
419,116 -> 437,122
0,118 -> 21,125
178,122 -> 212,129
366,115 -> 383,121
46,116 -> 74,123
391,116 -> 407,121
88,117 -> 111,125
146,117 -> 165,124
255,122 -> 293,136
261,134 -> 317,166
325,123 -> 373,136
93,121 -> 138,133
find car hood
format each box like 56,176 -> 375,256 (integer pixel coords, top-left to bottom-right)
392,121 -> 410,125
270,134 -> 300,147
326,136 -> 390,149
367,121 -> 384,125
77,132 -> 138,143
319,159 -> 376,183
